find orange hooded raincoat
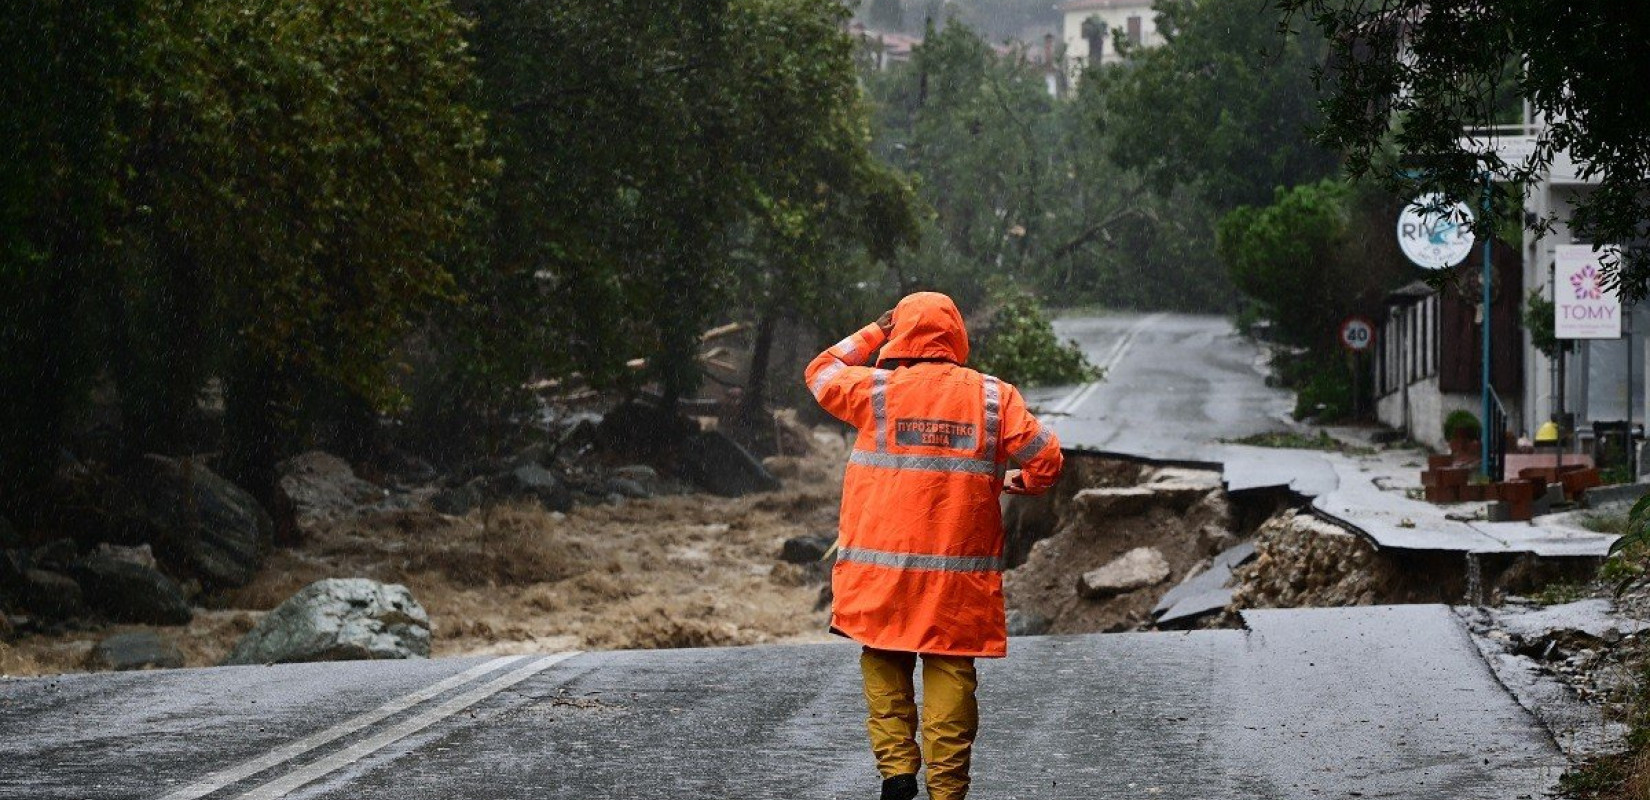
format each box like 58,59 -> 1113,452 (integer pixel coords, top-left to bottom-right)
805,292 -> 1063,658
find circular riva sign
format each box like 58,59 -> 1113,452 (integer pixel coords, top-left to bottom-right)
1396,193 -> 1475,270
1339,316 -> 1375,352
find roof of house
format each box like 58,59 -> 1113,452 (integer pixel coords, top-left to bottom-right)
1385,280 -> 1437,305
1058,0 -> 1155,12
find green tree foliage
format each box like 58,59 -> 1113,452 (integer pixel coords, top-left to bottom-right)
1,0 -> 488,511
1,1 -> 139,499
1093,0 -> 1339,211
862,19 -> 1236,313
1278,1 -> 1650,297
972,285 -> 1100,387
1216,177 -> 1417,420
417,0 -> 919,455
1216,179 -> 1409,349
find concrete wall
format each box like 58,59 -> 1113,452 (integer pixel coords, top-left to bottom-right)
1377,374 -> 1521,450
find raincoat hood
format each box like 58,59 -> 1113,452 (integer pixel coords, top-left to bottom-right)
879,292 -> 969,365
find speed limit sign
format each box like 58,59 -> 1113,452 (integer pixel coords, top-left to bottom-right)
1339,316 -> 1375,352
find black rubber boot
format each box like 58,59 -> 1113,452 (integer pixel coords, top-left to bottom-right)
880,774 -> 918,800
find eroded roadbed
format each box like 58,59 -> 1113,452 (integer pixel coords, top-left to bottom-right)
0,606 -> 1563,800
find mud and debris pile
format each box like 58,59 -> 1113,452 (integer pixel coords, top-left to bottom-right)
1227,509 -> 1396,611
1003,459 -> 1239,634
0,405 -> 848,677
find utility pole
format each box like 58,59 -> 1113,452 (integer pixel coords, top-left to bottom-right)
1480,170 -> 1494,479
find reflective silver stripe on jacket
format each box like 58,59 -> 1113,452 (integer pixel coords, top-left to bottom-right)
834,334 -> 861,360
982,376 -> 1001,462
871,370 -> 889,451
838,546 -> 1003,573
809,362 -> 846,398
1011,426 -> 1052,462
848,450 -> 996,475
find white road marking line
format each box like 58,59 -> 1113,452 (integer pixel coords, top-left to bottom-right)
233,652 -> 581,800
1047,313 -> 1164,416
155,656 -> 526,800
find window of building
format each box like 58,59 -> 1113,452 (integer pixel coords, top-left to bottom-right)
1126,16 -> 1142,46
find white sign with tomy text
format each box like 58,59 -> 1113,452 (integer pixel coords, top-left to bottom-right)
1555,244 -> 1622,339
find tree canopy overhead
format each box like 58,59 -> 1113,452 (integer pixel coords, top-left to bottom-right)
1279,1 -> 1650,297
1095,0 -> 1339,211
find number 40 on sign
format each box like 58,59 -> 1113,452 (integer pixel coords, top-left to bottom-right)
1339,316 -> 1375,352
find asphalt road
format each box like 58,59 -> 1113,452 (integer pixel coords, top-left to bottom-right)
1026,312 -> 1298,462
0,606 -> 1562,800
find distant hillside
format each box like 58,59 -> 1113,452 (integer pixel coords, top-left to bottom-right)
856,0 -> 1063,44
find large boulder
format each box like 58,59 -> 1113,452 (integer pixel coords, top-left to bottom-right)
224,578 -> 430,665
676,431 -> 781,497
88,632 -> 184,671
70,555 -> 192,624
596,402 -> 697,460
1077,547 -> 1172,599
19,568 -> 86,620
126,456 -> 274,589
278,451 -> 385,526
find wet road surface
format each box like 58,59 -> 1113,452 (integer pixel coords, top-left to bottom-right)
0,606 -> 1562,799
1028,313 -> 1297,462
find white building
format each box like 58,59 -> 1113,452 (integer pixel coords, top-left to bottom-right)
1059,0 -> 1162,76
1506,117 -> 1648,455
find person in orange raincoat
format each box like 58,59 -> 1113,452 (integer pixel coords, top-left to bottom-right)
805,291 -> 1064,800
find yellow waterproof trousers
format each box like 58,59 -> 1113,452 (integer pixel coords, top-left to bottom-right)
860,647 -> 979,800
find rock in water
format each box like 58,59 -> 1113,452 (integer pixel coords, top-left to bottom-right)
225,578 -> 430,665
676,432 -> 781,497
779,535 -> 834,564
492,464 -> 573,512
431,478 -> 486,516
1077,547 -> 1172,598
128,455 -> 273,590
88,632 -> 184,671
70,556 -> 192,625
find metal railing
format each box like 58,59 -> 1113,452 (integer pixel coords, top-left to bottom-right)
1486,388 -> 1508,482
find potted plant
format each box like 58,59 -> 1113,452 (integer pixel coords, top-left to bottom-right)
1444,410 -> 1481,459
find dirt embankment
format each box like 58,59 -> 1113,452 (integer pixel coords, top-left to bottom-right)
1,437 -> 851,677
1003,457 -> 1242,634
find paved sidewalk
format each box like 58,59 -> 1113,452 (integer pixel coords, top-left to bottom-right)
1217,425 -> 1621,558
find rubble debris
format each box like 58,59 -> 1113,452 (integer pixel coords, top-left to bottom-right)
1078,547 -> 1171,598
1153,542 -> 1256,627
1073,487 -> 1157,519
1229,511 -> 1394,611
